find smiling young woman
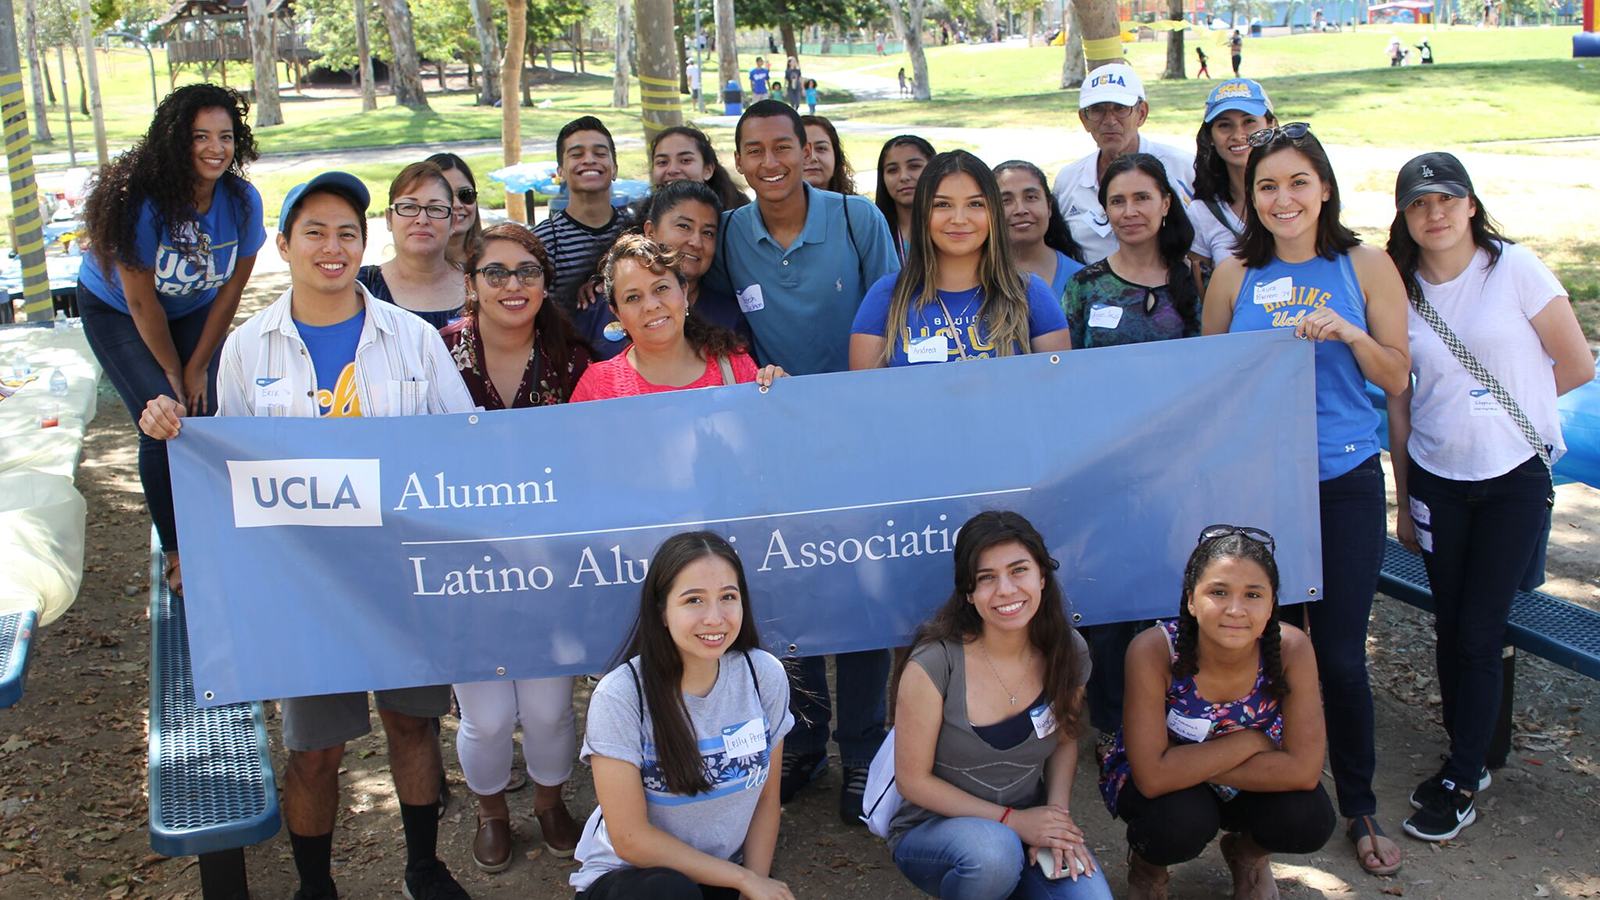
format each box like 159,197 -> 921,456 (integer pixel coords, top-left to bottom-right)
1189,79 -> 1277,268
1201,123 -> 1410,878
874,135 -> 936,261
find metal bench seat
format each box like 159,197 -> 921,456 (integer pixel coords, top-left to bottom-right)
0,609 -> 36,708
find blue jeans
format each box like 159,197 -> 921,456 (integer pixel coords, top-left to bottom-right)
787,650 -> 888,767
893,816 -> 1113,900
77,286 -> 219,554
1281,453 -> 1384,818
1408,456 -> 1550,784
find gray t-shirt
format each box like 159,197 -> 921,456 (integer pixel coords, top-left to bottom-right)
570,649 -> 795,892
886,632 -> 1092,852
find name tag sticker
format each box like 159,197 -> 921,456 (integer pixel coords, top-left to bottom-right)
1166,708 -> 1215,744
255,376 -> 291,408
736,284 -> 765,313
1469,388 -> 1503,418
1252,276 -> 1293,306
1029,703 -> 1058,740
722,718 -> 767,759
1088,305 -> 1123,329
907,333 -> 949,364
1409,496 -> 1431,527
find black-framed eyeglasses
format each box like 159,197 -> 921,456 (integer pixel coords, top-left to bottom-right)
390,201 -> 453,220
1247,122 -> 1312,148
470,263 -> 543,288
455,187 -> 478,205
1197,524 -> 1276,555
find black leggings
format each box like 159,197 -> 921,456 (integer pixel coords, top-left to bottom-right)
577,867 -> 740,900
1117,782 -> 1336,867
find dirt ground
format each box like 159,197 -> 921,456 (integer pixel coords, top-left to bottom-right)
1,271 -> 1597,899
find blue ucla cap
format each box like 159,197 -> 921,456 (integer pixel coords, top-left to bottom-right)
1203,79 -> 1274,123
278,171 -> 371,232
1079,64 -> 1145,109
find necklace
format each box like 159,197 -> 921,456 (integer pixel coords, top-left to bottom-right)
978,638 -> 1029,706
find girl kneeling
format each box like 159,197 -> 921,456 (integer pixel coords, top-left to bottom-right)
1101,528 -> 1335,900
571,532 -> 796,900
889,511 -> 1111,900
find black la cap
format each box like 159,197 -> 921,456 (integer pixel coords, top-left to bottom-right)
1395,152 -> 1473,210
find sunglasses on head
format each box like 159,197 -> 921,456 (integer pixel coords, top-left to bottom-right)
455,187 -> 478,205
1197,524 -> 1276,555
1246,121 -> 1312,148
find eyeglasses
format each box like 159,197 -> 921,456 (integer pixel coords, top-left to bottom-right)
390,202 -> 453,220
470,264 -> 544,288
1246,122 -> 1312,148
1197,524 -> 1276,555
1082,102 -> 1139,123
455,187 -> 478,205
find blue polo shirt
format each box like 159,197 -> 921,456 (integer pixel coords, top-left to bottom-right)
704,184 -> 899,375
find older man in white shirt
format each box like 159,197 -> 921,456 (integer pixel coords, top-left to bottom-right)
1053,64 -> 1195,264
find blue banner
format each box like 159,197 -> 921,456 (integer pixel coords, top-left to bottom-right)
170,330 -> 1323,706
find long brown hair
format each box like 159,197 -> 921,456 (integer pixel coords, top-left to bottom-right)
801,114 -> 857,196
1234,126 -> 1358,268
895,511 -> 1087,735
883,151 -> 1033,365
464,223 -> 586,400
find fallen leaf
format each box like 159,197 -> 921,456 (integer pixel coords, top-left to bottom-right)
0,737 -> 32,754
1381,886 -> 1404,896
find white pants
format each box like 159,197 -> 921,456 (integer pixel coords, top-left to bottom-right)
452,676 -> 576,794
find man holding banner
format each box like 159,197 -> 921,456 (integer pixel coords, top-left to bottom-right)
139,172 -> 479,900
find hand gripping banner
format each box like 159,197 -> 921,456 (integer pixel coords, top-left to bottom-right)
170,330 -> 1322,705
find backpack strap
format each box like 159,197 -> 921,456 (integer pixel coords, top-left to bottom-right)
626,660 -> 644,724
840,194 -> 866,291
743,650 -> 761,702
717,355 -> 736,385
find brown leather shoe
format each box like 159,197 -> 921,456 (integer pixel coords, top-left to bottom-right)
536,801 -> 581,858
1128,852 -> 1170,900
473,815 -> 513,873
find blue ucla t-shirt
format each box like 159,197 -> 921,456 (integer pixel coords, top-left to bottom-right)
78,176 -> 266,319
851,272 -> 1068,366
296,308 -> 365,418
1048,250 -> 1087,302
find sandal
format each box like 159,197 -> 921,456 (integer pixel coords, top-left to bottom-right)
164,554 -> 183,596
1347,815 -> 1403,876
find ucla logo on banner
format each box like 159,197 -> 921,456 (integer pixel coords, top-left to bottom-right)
225,458 -> 383,528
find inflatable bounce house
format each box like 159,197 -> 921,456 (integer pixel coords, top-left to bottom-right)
1578,0 -> 1600,57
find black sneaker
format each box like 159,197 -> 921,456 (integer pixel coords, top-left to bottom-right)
779,749 -> 828,804
839,765 -> 869,824
292,887 -> 337,900
402,859 -> 473,900
1410,764 -> 1491,810
1403,779 -> 1477,841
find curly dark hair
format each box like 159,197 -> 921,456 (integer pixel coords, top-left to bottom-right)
1171,532 -> 1288,701
601,233 -> 746,360
84,84 -> 259,275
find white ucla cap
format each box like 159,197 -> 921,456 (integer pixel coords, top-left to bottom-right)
1079,63 -> 1145,109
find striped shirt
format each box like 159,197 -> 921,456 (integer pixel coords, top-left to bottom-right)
533,208 -> 622,316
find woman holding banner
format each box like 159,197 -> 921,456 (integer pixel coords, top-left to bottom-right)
570,235 -> 783,401
570,532 -> 795,900
443,221 -> 591,870
886,511 -> 1110,900
1201,122 -> 1410,877
849,151 -> 1072,369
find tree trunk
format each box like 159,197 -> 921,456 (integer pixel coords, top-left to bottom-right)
713,0 -> 737,106
780,22 -> 797,60
22,0 -> 51,142
1076,0 -> 1120,70
1061,0 -> 1086,87
71,45 -> 87,117
436,57 -> 448,89
901,0 -> 931,100
886,0 -> 908,43
375,0 -> 431,108
635,0 -> 683,146
675,4 -> 689,93
469,0 -> 502,106
502,0 -> 527,222
246,0 -> 284,125
466,57 -> 475,89
1162,0 -> 1186,78
612,0 -> 632,107
41,48 -> 54,104
77,0 -> 108,165
1026,7 -> 1035,46
353,0 -> 378,111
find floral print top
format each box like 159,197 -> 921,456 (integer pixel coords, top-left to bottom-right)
1099,619 -> 1284,816
439,315 -> 590,410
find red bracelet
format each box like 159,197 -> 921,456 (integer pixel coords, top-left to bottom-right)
999,806 -> 1013,825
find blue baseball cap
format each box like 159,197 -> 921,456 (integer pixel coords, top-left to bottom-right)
1203,79 -> 1274,123
278,172 -> 371,232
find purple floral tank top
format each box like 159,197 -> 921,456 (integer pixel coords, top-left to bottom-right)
1098,619 -> 1284,816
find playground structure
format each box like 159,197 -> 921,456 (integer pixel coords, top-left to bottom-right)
155,0 -> 318,90
1580,0 -> 1600,54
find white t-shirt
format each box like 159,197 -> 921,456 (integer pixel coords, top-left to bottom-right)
687,63 -> 701,92
1052,135 -> 1195,264
1407,242 -> 1567,481
1187,196 -> 1245,263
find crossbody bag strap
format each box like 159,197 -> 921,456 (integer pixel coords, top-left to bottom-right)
1408,281 -> 1555,502
717,355 -> 736,385
1205,198 -> 1243,238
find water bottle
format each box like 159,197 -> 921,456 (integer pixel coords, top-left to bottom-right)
53,309 -> 67,332
49,367 -> 68,397
11,350 -> 30,378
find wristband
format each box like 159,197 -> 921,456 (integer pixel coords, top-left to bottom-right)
999,806 -> 1013,825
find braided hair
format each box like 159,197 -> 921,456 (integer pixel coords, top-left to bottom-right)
1171,533 -> 1288,700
